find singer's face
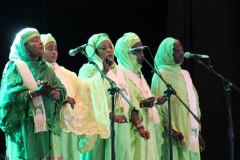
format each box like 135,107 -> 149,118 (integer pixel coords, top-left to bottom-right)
96,40 -> 114,60
173,42 -> 184,64
25,36 -> 44,61
43,41 -> 58,63
131,41 -> 144,64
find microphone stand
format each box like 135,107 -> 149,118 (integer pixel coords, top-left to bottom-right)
194,57 -> 240,160
88,60 -> 135,160
135,50 -> 200,160
78,49 -> 121,160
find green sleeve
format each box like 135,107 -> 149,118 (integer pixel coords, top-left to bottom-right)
0,61 -> 29,136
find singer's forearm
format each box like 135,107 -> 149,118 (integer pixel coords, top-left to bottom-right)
131,109 -> 142,127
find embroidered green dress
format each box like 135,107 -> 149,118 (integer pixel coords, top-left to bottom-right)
1,60 -> 66,160
0,28 -> 66,160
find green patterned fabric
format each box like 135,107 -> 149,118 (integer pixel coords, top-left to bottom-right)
0,28 -> 66,159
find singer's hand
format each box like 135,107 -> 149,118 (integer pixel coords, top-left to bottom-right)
30,80 -> 53,98
156,96 -> 167,105
199,133 -> 205,152
37,80 -> 50,87
37,81 -> 62,100
102,55 -> 114,75
36,80 -> 53,97
64,96 -> 76,109
172,130 -> 184,142
109,112 -> 128,123
114,115 -> 128,123
139,129 -> 150,140
140,97 -> 155,108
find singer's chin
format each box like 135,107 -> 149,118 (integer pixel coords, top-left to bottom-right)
179,58 -> 184,64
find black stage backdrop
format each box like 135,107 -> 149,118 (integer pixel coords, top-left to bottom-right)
0,0 -> 239,159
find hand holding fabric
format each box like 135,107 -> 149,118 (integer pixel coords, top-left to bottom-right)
29,80 -> 62,101
31,80 -> 53,97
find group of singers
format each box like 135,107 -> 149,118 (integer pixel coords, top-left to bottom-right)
0,27 -> 205,160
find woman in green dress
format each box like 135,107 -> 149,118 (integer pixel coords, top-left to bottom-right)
0,28 -> 67,160
114,32 -> 167,160
151,37 -> 205,160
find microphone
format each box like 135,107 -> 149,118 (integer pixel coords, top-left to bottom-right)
127,46 -> 148,54
69,44 -> 88,56
184,52 -> 209,59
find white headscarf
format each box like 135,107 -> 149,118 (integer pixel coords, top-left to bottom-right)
40,33 -> 56,48
40,33 -> 69,95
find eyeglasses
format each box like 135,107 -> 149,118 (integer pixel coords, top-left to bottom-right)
173,47 -> 184,53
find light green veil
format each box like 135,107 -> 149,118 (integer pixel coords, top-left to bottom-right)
154,37 -> 182,70
114,32 -> 142,75
86,33 -> 113,62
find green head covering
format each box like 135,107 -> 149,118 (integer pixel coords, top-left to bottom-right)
86,33 -> 113,61
22,28 -> 40,44
114,32 -> 142,74
9,27 -> 40,62
40,33 -> 56,48
154,37 -> 182,69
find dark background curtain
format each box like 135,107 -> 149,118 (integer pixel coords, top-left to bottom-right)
0,0 -> 239,159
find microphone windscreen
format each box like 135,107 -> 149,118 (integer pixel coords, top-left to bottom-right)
69,49 -> 76,56
184,52 -> 190,58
